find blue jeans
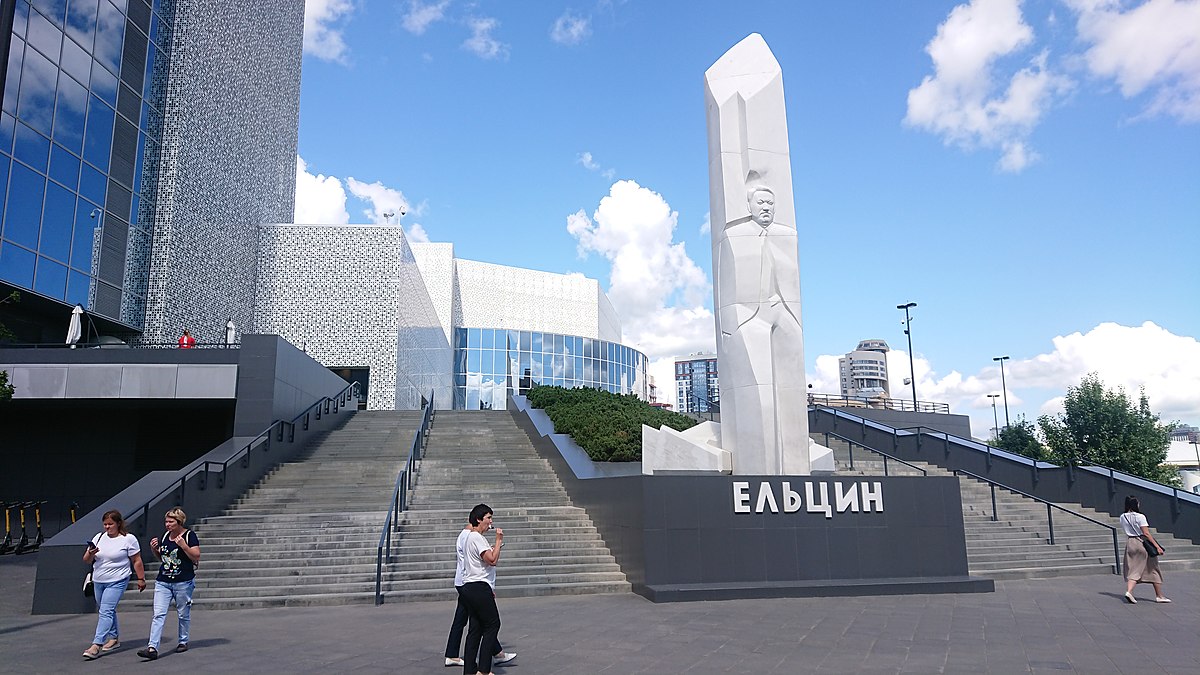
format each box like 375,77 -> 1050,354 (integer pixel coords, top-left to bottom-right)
149,579 -> 194,649
91,580 -> 127,645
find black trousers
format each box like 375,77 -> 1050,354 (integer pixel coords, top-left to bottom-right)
445,586 -> 502,658
460,581 -> 501,674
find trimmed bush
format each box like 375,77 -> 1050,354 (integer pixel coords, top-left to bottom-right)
526,385 -> 698,462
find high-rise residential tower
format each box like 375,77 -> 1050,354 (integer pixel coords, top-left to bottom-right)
838,339 -> 890,399
0,0 -> 303,343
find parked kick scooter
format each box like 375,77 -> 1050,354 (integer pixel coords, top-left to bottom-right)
0,503 -> 14,555
13,502 -> 31,554
30,500 -> 46,550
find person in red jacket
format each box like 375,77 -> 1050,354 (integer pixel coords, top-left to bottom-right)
177,330 -> 196,349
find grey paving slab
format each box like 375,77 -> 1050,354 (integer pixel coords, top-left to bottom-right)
2,553 -> 1199,674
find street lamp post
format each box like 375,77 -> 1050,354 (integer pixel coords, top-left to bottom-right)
992,355 -> 1011,427
897,302 -> 917,410
987,394 -> 1001,440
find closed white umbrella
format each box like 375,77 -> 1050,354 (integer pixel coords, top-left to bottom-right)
66,305 -> 83,347
225,319 -> 236,345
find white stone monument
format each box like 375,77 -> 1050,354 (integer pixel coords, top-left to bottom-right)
643,34 -> 828,477
706,33 -> 809,475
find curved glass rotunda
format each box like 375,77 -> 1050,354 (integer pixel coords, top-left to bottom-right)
454,327 -> 648,410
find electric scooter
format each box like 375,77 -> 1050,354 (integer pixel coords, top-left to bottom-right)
13,502 -> 31,554
0,503 -> 14,555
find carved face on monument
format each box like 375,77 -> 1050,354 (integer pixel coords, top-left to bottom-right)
748,187 -> 775,228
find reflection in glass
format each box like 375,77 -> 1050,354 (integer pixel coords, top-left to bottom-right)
531,332 -> 542,352
52,76 -> 86,153
60,39 -> 90,89
26,9 -> 64,65
33,255 -> 67,298
467,327 -> 480,348
14,122 -> 50,171
0,242 -> 36,286
0,113 -> 13,152
70,197 -> 97,271
4,40 -> 25,115
481,327 -> 493,349
78,162 -> 104,205
66,267 -> 90,305
65,0 -> 99,50
13,1 -> 30,38
4,162 -> 46,248
466,348 -> 480,371
39,179 -> 74,261
90,59 -> 117,105
82,96 -> 113,170
519,330 -> 530,351
17,45 -> 57,135
92,0 -> 124,74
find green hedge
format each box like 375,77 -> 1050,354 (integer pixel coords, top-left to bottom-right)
526,385 -> 698,462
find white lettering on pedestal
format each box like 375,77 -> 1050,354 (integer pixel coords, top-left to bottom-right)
782,481 -> 802,513
754,481 -> 779,513
733,481 -> 751,513
732,480 -> 886,517
835,482 -> 859,513
862,481 -> 884,512
805,482 -> 833,519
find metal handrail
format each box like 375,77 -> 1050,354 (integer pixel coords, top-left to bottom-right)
1,342 -> 240,349
808,393 -> 950,415
821,431 -> 926,476
953,469 -> 1122,575
375,391 -> 435,606
127,381 -> 360,535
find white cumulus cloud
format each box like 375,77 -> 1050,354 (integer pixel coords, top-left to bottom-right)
905,0 -> 1072,171
402,0 -> 451,35
1067,0 -> 1200,122
304,0 -> 355,63
576,150 -> 616,179
567,180 -> 713,379
463,17 -> 509,60
832,321 -> 1200,441
550,12 -> 591,45
294,156 -> 429,242
294,156 -> 350,224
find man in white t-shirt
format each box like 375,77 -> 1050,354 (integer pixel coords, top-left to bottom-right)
458,504 -> 507,675
443,523 -> 514,667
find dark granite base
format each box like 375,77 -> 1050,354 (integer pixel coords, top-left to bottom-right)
638,575 -> 994,602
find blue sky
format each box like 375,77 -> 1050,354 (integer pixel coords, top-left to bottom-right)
293,0 -> 1200,438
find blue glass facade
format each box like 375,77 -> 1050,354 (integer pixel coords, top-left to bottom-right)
0,0 -> 169,325
453,327 -> 648,410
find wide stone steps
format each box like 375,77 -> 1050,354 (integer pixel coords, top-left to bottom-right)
824,436 -> 1200,579
122,411 -> 424,610
379,411 -> 630,603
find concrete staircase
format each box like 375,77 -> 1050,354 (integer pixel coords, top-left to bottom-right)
378,410 -> 630,603
824,437 -> 1200,580
129,410 -> 425,609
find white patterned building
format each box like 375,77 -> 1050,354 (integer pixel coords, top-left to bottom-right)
253,227 -> 647,410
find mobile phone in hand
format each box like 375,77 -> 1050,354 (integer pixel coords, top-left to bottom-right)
86,541 -> 98,551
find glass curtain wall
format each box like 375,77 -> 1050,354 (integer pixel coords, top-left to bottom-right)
0,0 -> 168,324
453,327 -> 648,410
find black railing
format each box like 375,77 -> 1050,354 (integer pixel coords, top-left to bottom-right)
809,393 -> 950,415
125,381 -> 360,536
375,391 -> 435,606
953,469 -> 1122,575
820,431 -> 926,476
2,341 -> 239,349
683,391 -> 720,421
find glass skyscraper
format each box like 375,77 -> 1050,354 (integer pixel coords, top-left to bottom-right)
0,0 -> 303,342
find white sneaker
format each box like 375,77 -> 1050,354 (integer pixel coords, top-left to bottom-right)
495,652 -> 517,665
445,657 -> 465,667
1124,592 -> 1137,604
1155,597 -> 1172,603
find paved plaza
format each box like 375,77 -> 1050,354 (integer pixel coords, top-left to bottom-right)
1,554 -> 1197,673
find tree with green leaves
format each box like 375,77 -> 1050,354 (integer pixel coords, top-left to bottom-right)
0,369 -> 12,402
1038,372 -> 1179,486
993,415 -> 1049,461
0,290 -> 19,343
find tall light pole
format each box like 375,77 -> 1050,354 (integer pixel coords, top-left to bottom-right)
897,302 -> 917,409
992,355 -> 1010,427
987,394 -> 1001,439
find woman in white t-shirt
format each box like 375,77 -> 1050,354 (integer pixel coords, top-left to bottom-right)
81,510 -> 146,659
459,504 -> 505,675
1119,496 -> 1169,604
